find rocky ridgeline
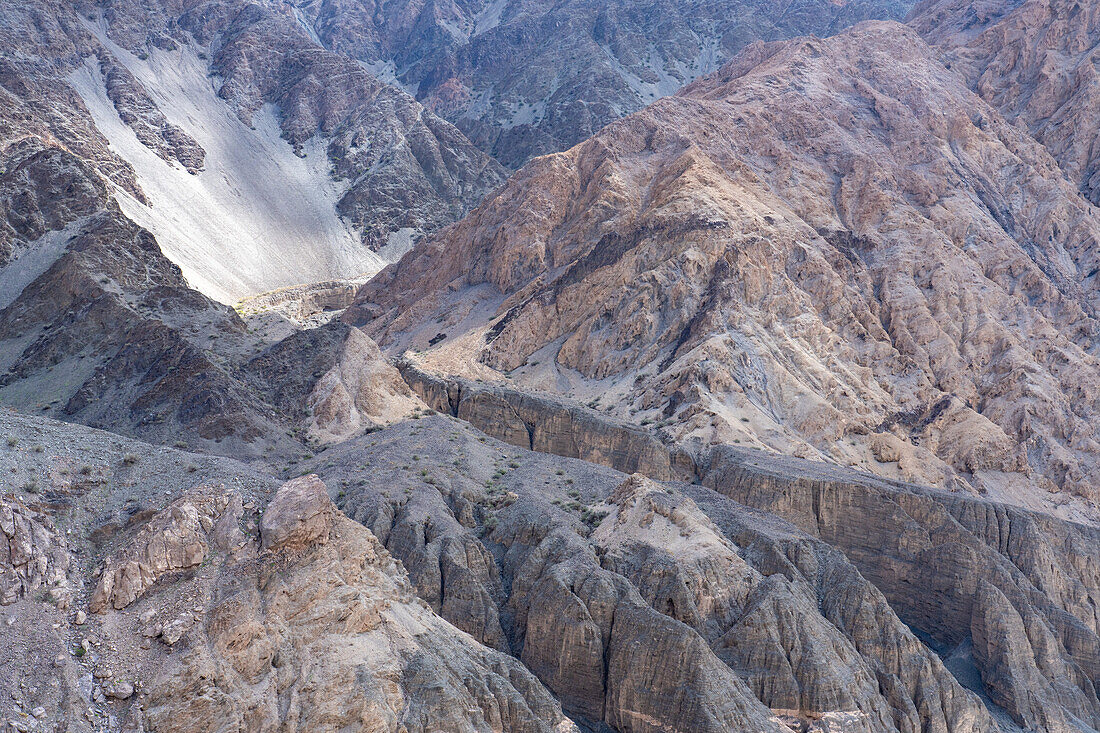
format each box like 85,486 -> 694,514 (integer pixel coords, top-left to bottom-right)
2,360 -> 1099,731
394,362 -> 1100,732
292,0 -> 911,168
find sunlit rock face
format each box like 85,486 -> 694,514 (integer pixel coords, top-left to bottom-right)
351,20 -> 1100,512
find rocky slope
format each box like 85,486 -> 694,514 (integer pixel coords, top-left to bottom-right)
0,0 -> 504,303
13,404 -> 1100,732
291,0 -> 913,168
398,351 -> 1100,720
309,412 -> 1100,732
910,0 -> 1100,205
349,19 -> 1100,513
0,411 -> 576,733
0,137 -> 419,458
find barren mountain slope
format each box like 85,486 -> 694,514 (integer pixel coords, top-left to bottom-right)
910,0 -> 1100,204
14,406 -> 1100,732
291,0 -> 913,168
349,20 -> 1100,510
0,0 -> 504,302
0,137 -> 420,457
0,411 -> 576,733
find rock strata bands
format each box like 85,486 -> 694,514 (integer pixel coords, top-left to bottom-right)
4,380 -> 1100,731
391,365 -> 1100,732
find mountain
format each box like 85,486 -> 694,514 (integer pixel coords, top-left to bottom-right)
1,0 -> 504,303
291,0 -> 915,168
6,1 -> 1100,732
348,19 -> 1100,516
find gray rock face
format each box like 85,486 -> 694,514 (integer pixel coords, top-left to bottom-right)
0,0 -> 505,302
400,361 -> 678,479
96,50 -> 206,173
0,497 -> 71,607
293,0 -> 913,168
704,445 -> 1100,732
364,390 -> 1100,730
0,140 -> 416,457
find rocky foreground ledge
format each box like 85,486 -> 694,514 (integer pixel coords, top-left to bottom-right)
2,400 -> 1099,732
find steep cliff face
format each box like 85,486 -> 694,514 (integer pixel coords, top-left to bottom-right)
291,0 -> 913,168
317,417 -> 998,733
323,396 -> 1100,732
7,375 -> 1100,732
350,20 -> 1100,511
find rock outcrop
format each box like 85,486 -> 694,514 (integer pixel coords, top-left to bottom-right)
250,324 -> 425,445
86,474 -> 576,732
704,444 -> 1100,733
259,475 -> 334,553
400,360 -> 678,479
89,486 -> 244,612
0,497 -> 71,608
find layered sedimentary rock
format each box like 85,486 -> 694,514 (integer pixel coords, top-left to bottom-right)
292,0 -> 912,168
324,417 -> 1006,732
400,360 -> 678,479
7,395 -> 1100,731
360,373 -> 1100,731
350,20 -> 1100,512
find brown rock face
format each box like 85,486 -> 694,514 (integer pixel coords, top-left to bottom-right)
329,417 -> 998,732
90,486 -> 244,612
355,372 -> 1100,730
259,475 -> 335,553
351,20 -> 1100,509
249,323 -> 425,444
84,475 -> 577,733
911,0 -> 1100,203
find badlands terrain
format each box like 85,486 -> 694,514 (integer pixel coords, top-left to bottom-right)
5,0 -> 1100,732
